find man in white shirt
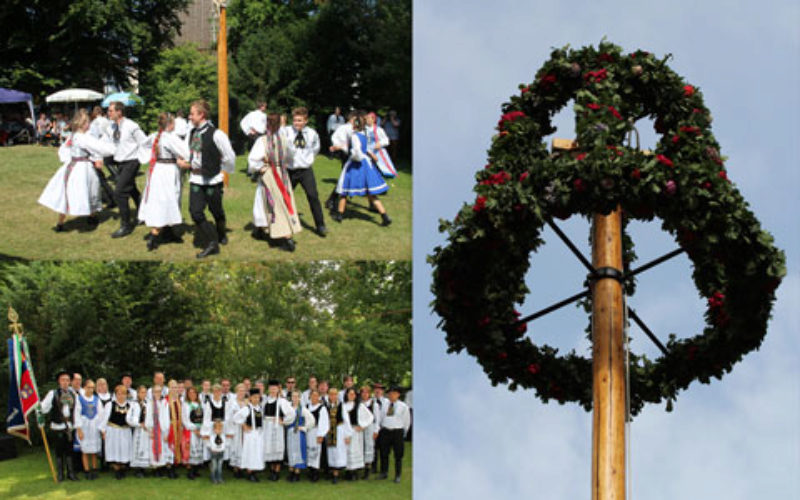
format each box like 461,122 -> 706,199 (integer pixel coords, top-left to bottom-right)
325,110 -> 357,210
107,101 -> 147,238
41,370 -> 79,481
177,99 -> 236,258
377,386 -> 411,483
326,106 -> 344,156
284,106 -> 327,237
240,101 -> 267,147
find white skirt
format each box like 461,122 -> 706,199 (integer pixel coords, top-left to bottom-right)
104,426 -> 132,463
138,162 -> 182,227
228,423 -> 244,468
240,427 -> 264,471
326,425 -> 348,468
130,426 -> 151,468
38,160 -> 101,216
76,416 -> 102,454
262,419 -> 284,462
286,427 -> 307,468
306,427 -> 323,469
363,422 -> 376,463
150,431 -> 170,467
188,429 -> 205,465
346,429 -> 365,470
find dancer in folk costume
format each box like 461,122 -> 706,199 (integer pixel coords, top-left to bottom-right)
205,419 -> 227,484
99,385 -> 136,479
325,388 -> 353,484
177,99 -> 236,258
233,388 -> 266,482
38,109 -> 116,231
138,112 -> 190,251
305,389 -> 329,482
166,379 -> 189,478
286,390 -> 315,482
42,370 -> 80,482
262,379 -> 295,481
248,113 -> 302,252
129,386 -> 151,477
360,385 -> 378,478
365,112 -> 397,178
333,114 -> 392,226
227,383 -> 249,478
87,106 -> 116,207
145,384 -> 171,476
284,106 -> 328,237
106,101 -> 147,239
344,387 -> 374,480
182,387 -> 206,479
74,379 -> 102,480
326,110 -> 356,209
201,383 -> 230,461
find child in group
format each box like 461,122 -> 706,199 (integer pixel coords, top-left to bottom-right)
145,384 -> 171,477
38,109 -> 116,231
182,386 -> 206,479
344,387 -> 374,480
332,113 -> 392,226
74,379 -> 102,480
286,390 -> 315,482
129,385 -> 151,477
205,419 -> 227,484
233,388 -> 265,482
99,385 -> 135,479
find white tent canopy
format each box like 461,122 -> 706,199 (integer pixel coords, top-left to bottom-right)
45,88 -> 104,103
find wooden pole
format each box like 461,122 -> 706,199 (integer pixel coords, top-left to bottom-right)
38,423 -> 58,483
591,206 -> 626,500
217,2 -> 229,186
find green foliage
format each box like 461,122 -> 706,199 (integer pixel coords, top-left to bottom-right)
0,260 -> 411,422
429,41 -> 786,416
0,0 -> 190,101
138,45 -> 218,131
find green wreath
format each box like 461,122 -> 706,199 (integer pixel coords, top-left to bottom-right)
429,42 -> 785,416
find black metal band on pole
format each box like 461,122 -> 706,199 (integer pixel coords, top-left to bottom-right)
546,218 -> 595,273
626,248 -> 684,280
627,307 -> 669,355
516,289 -> 591,325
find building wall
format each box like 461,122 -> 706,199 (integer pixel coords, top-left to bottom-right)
175,0 -> 217,51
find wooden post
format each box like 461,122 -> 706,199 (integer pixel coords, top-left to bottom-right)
591,207 -> 626,500
217,1 -> 229,186
39,425 -> 58,483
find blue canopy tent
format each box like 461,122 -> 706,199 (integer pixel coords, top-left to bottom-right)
101,92 -> 143,108
0,88 -> 35,124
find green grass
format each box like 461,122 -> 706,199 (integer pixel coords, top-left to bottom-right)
0,443 -> 412,499
0,146 -> 411,261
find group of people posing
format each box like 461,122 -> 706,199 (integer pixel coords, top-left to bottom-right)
37,99 -> 398,257
41,371 -> 411,486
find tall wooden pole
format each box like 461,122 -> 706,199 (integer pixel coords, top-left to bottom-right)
591,207 -> 626,500
217,1 -> 229,186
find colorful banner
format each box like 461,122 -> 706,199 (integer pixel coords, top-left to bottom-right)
6,334 -> 40,442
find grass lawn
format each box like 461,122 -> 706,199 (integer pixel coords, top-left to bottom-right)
0,145 -> 411,261
0,442 -> 412,499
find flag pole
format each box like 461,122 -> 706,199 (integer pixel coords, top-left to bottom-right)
216,0 -> 229,187
38,423 -> 58,484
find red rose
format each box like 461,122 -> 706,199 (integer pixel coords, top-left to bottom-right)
584,69 -> 608,83
521,86 -> 531,94
575,152 -> 587,161
631,168 -> 641,179
656,154 -> 674,167
606,145 -> 623,156
539,74 -> 557,88
473,196 -> 487,212
516,323 -> 528,334
683,85 -> 695,96
598,53 -> 615,63
497,110 -> 526,130
718,170 -> 728,181
679,126 -> 700,134
587,102 -> 602,111
607,106 -> 623,120
672,134 -> 680,144
519,172 -> 530,182
573,178 -> 587,192
527,364 -> 540,375
702,181 -> 712,190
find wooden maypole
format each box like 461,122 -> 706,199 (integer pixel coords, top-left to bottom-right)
215,0 -> 229,186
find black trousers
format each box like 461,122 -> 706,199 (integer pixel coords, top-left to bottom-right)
189,183 -> 225,225
379,428 -> 404,476
289,168 -> 325,229
113,159 -> 141,224
51,428 -> 72,459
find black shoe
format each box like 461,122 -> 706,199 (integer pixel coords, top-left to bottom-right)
325,198 -> 335,210
381,213 -> 392,226
332,475 -> 338,484
155,468 -> 163,478
234,469 -> 243,479
279,239 -> 296,252
196,242 -> 220,259
332,212 -> 343,223
363,468 -> 370,479
310,469 -> 319,482
394,475 -> 401,483
187,469 -> 195,480
147,234 -> 159,251
168,468 -> 177,479
269,470 -> 279,481
143,232 -> 153,241
217,221 -> 228,245
294,472 -> 301,482
163,227 -> 183,243
111,224 -> 134,238
87,216 -> 99,227
53,224 -> 65,233
135,469 -> 144,478
316,226 -> 328,237
115,470 -> 123,480
248,473 -> 259,482
376,472 -> 388,480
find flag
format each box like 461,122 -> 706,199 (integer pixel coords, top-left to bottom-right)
7,334 -> 41,442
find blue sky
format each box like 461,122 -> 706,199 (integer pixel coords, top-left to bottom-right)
412,1 -> 799,498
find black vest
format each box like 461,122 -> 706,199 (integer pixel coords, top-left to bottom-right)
264,400 -> 284,418
188,403 -> 203,424
348,404 -> 359,426
48,388 -> 75,424
209,401 -> 225,421
109,401 -> 130,427
190,124 -> 221,178
309,404 -> 323,422
329,402 -> 344,425
138,400 -> 147,424
250,406 -> 263,428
